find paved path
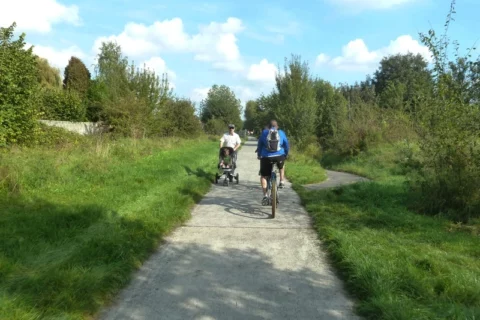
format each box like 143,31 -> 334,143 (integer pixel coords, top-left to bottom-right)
99,140 -> 363,320
303,170 -> 370,191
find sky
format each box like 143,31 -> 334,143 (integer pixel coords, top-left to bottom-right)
2,0 -> 480,107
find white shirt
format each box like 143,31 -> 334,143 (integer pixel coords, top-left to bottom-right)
220,132 -> 241,149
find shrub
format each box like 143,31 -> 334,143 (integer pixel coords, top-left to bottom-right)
0,23 -> 40,146
40,88 -> 86,121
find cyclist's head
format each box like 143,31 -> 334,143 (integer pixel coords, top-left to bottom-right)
269,120 -> 278,129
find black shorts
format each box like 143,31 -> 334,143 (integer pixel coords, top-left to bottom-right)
260,155 -> 286,177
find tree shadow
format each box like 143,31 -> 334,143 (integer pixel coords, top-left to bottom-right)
183,165 -> 214,181
0,196 -> 160,319
99,242 -> 359,320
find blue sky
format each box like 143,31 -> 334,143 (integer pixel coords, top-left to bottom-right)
2,0 -> 480,106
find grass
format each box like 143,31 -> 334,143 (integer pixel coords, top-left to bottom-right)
285,146 -> 327,185
294,143 -> 480,319
0,134 -> 219,319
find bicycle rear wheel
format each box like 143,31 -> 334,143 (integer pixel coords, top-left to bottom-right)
271,179 -> 276,218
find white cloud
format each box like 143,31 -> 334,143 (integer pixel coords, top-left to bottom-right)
0,0 -> 80,33
191,87 -> 210,103
328,0 -> 415,10
93,17 -> 245,72
28,43 -> 88,72
247,59 -> 278,84
316,35 -> 432,72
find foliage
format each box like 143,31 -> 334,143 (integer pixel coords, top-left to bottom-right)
199,84 -> 242,129
85,79 -> 107,122
313,79 -> 347,148
63,56 -> 91,99
410,0 -> 480,221
150,98 -> 203,137
0,23 -> 40,146
243,100 -> 258,131
272,55 -> 318,147
36,57 -> 62,88
373,53 -> 433,111
127,64 -> 173,112
40,88 -> 86,121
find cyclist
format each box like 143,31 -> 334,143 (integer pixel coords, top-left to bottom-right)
257,120 -> 289,204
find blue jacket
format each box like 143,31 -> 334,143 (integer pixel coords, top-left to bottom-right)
257,128 -> 289,158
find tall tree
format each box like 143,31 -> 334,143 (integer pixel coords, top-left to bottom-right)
373,53 -> 433,111
243,100 -> 258,131
273,54 -> 317,146
200,84 -> 242,129
313,79 -> 348,147
36,57 -> 61,88
0,23 -> 39,145
63,56 -> 91,99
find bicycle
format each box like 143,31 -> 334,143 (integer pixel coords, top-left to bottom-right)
261,159 -> 280,218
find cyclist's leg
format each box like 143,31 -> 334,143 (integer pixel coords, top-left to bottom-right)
276,155 -> 286,187
260,157 -> 271,199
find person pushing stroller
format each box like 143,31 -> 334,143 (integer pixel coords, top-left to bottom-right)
219,123 -> 241,167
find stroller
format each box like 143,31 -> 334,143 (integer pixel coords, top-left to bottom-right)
215,147 -> 239,186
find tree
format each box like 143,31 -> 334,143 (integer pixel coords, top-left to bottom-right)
36,57 -> 61,88
272,54 -> 317,146
200,84 -> 242,129
127,64 -> 173,112
243,100 -> 258,131
313,79 -> 347,147
152,98 -> 202,137
0,23 -> 40,145
373,53 -> 433,111
94,41 -> 129,102
63,56 -> 91,99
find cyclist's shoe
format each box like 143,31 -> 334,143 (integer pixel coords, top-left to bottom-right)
279,181 -> 285,188
261,196 -> 269,206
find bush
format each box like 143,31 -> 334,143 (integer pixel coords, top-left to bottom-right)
204,118 -> 227,135
0,23 -> 40,146
409,2 -> 480,221
40,88 -> 86,121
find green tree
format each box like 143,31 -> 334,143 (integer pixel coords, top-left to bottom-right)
411,0 -> 480,221
313,79 -> 347,147
36,57 -> 61,88
94,41 -> 129,102
40,88 -> 86,121
373,53 -> 433,111
272,54 -> 317,146
243,100 -> 258,131
63,56 -> 91,99
0,23 -> 40,145
200,84 -> 242,129
128,64 -> 173,112
151,98 -> 202,137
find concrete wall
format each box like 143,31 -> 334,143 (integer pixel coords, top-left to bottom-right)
39,120 -> 108,135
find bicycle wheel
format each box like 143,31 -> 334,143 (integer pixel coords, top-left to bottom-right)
271,178 -> 276,218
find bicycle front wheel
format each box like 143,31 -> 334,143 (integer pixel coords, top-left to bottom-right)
271,179 -> 276,218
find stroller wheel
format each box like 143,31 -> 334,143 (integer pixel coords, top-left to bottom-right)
235,173 -> 239,184
229,174 -> 233,183
215,173 -> 219,184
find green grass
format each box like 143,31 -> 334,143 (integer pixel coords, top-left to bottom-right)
0,136 -> 219,319
294,143 -> 480,319
286,148 -> 327,185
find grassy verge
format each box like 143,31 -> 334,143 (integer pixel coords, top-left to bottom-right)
285,147 -> 327,185
0,135 -> 218,319
295,143 -> 480,319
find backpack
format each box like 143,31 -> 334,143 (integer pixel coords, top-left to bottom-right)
266,128 -> 281,152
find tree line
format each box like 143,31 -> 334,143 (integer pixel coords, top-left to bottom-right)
243,1 -> 480,221
0,22 -> 243,145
